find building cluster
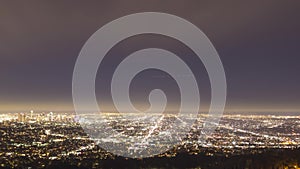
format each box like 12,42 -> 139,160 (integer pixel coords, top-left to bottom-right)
14,111 -> 75,123
0,111 -> 299,168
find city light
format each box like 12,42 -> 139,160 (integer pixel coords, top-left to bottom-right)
0,111 -> 300,168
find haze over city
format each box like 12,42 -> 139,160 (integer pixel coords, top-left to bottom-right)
1,1 -> 300,113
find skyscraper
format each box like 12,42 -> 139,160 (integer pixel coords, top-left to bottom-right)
30,110 -> 33,119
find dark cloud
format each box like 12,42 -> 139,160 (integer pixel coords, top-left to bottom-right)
0,0 -> 300,111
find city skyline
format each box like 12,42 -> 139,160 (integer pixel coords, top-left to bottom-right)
1,109 -> 300,168
1,1 -> 300,168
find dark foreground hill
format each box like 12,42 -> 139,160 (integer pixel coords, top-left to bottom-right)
10,148 -> 298,169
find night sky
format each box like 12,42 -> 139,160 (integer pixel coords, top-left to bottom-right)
0,1 -> 300,112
